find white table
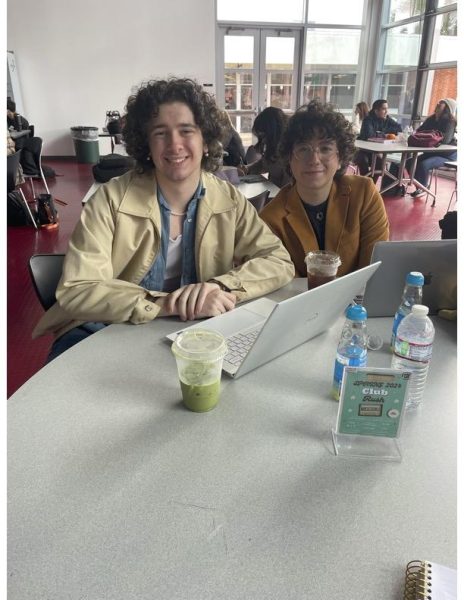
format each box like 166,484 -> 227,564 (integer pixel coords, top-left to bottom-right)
8,281 -> 456,599
355,140 -> 457,201
81,176 -> 281,205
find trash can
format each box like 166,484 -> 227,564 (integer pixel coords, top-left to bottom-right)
70,126 -> 100,164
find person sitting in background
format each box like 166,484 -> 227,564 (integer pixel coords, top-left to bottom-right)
354,99 -> 402,177
218,110 -> 246,167
239,106 -> 291,188
352,101 -> 370,136
7,97 -> 29,131
7,131 -> 25,185
406,98 -> 457,198
260,100 -> 389,277
32,77 -> 294,360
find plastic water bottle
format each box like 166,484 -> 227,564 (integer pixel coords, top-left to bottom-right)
391,271 -> 424,349
391,304 -> 435,409
331,304 -> 368,401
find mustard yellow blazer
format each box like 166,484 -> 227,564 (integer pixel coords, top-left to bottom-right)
260,174 -> 390,278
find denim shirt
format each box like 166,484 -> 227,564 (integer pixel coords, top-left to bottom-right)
140,181 -> 205,292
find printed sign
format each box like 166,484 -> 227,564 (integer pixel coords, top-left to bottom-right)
336,367 -> 410,438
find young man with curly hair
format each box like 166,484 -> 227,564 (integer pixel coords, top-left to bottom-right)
33,78 -> 294,360
260,100 -> 389,277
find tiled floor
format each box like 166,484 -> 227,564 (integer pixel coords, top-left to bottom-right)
6,160 -> 457,397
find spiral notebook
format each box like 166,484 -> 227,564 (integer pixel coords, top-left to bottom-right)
403,560 -> 456,599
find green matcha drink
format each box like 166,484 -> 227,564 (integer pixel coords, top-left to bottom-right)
171,330 -> 228,412
180,380 -> 221,412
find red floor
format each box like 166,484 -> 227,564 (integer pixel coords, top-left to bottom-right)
6,160 -> 457,397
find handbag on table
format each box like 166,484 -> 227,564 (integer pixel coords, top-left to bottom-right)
407,130 -> 444,148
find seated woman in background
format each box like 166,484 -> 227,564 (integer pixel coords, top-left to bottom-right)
260,100 -> 390,277
218,110 -> 246,167
240,106 -> 291,188
352,101 -> 370,136
406,98 -> 457,198
354,99 -> 402,177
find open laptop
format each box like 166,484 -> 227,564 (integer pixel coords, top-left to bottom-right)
363,240 -> 457,317
166,262 -> 380,379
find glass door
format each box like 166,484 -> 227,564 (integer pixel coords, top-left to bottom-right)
218,28 -> 300,147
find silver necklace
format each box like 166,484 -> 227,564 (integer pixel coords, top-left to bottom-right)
170,210 -> 187,217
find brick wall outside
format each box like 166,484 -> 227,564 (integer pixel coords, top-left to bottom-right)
427,68 -> 457,114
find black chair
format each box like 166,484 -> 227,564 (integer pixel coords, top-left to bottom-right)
248,190 -> 270,212
21,136 -> 50,198
28,254 -> 65,310
7,150 -> 38,228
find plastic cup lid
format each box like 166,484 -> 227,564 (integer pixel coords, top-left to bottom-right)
304,250 -> 342,267
172,329 -> 227,361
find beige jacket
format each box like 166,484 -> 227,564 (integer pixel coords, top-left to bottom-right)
33,170 -> 294,339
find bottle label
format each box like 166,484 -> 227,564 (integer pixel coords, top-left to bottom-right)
394,338 -> 433,362
391,312 -> 405,340
333,353 -> 367,385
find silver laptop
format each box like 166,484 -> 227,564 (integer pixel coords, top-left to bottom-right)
166,262 -> 380,378
363,240 -> 457,317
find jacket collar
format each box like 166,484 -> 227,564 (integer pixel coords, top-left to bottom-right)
117,170 -> 235,221
283,178 -> 351,253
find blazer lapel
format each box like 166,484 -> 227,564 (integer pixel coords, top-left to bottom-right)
284,186 -> 318,254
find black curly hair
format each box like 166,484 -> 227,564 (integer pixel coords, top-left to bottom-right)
252,107 -> 288,161
123,77 -> 225,173
279,100 -> 356,179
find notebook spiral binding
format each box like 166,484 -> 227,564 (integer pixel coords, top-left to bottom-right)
404,560 -> 433,599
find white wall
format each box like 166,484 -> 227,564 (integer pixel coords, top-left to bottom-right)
7,0 -> 217,156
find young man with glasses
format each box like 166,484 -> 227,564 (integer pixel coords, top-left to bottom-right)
260,100 -> 389,277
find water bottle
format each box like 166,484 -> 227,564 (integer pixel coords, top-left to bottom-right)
391,271 -> 424,349
331,304 -> 368,401
391,304 -> 435,409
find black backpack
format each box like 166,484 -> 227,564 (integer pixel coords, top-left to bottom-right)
92,153 -> 135,183
439,211 -> 457,240
7,191 -> 34,226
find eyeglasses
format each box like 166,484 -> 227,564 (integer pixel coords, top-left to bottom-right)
292,143 -> 338,162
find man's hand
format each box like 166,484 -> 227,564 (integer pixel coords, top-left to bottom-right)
160,282 -> 236,321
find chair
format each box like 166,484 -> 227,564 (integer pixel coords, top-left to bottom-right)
28,254 -> 65,310
21,136 -> 50,198
7,150 -> 38,228
429,162 -> 457,210
248,190 -> 270,212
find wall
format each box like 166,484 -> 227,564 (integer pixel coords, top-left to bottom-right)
7,0 -> 217,156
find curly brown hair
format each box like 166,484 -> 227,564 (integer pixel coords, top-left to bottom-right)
280,100 -> 356,179
123,77 -> 225,173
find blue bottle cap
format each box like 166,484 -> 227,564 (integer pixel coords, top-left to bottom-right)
345,304 -> 367,321
406,271 -> 424,285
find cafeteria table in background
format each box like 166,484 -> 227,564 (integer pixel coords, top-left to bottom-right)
355,139 -> 457,201
8,280 -> 456,600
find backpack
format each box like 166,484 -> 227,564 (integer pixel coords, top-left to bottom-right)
92,153 -> 135,183
36,194 -> 59,229
438,211 -> 457,239
7,191 -> 35,226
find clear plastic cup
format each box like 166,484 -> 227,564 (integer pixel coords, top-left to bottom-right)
171,329 -> 228,412
305,250 -> 342,290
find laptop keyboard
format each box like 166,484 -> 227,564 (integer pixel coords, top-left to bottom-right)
225,328 -> 261,366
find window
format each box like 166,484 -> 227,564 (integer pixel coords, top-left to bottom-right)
377,1 -> 457,123
217,0 -> 305,23
304,29 -> 361,115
